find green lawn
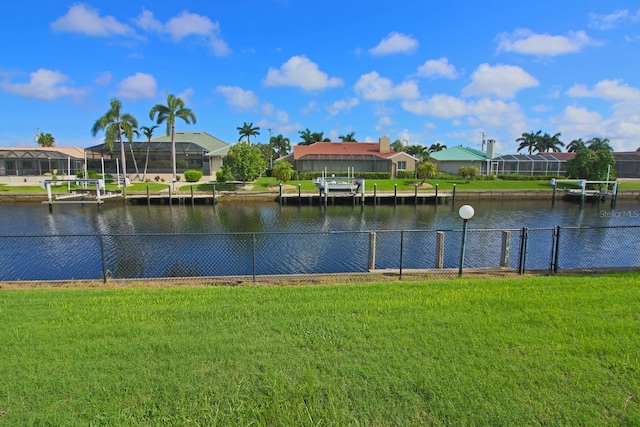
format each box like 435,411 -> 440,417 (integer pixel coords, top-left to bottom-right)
1,273 -> 638,425
2,176 -> 640,195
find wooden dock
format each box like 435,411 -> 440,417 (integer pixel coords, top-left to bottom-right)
278,191 -> 452,206
127,192 -> 218,205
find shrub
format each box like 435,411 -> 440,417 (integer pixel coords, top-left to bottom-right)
396,170 -> 416,179
184,169 -> 203,182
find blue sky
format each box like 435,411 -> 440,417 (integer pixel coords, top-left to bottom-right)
1,1 -> 639,153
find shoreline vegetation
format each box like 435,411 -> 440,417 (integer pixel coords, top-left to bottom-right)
2,176 -> 640,202
0,273 -> 638,425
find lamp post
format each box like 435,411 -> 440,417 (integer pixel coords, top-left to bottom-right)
458,204 -> 475,277
268,128 -> 273,170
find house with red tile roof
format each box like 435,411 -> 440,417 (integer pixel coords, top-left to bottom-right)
281,137 -> 418,178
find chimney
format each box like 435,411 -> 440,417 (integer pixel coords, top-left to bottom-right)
486,139 -> 496,159
379,136 -> 391,153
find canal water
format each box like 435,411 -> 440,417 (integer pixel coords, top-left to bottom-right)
1,198 -> 639,236
0,198 -> 638,281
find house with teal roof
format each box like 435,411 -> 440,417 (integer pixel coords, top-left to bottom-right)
430,145 -> 495,175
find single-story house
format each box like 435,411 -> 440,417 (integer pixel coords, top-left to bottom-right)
85,131 -> 230,178
0,146 -> 86,178
429,145 -> 494,175
282,137 -> 418,177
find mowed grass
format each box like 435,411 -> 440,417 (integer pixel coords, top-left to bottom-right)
1,274 -> 639,425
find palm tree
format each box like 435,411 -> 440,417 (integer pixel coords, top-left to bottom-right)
405,144 -> 429,162
535,132 -> 564,153
516,130 -> 541,155
149,94 -> 197,183
338,132 -> 357,142
36,132 -> 55,147
428,142 -> 447,153
92,98 -> 138,181
125,127 -> 142,180
391,139 -> 405,152
237,122 -> 260,143
271,134 -> 291,158
311,131 -> 331,143
298,129 -> 330,145
587,137 -> 612,152
140,125 -> 158,181
566,138 -> 586,153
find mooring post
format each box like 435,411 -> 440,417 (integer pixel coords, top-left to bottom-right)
279,183 -> 283,206
394,184 -> 397,206
146,185 -> 150,206
298,184 -> 302,207
368,232 -> 377,271
414,185 -> 418,205
374,183 -> 377,206
191,185 -> 194,206
452,184 -> 456,203
435,183 -> 439,204
435,231 -> 445,268
500,230 -> 511,267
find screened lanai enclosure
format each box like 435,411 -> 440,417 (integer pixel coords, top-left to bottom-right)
490,153 -> 571,176
294,153 -> 395,174
84,131 -> 230,179
0,147 -> 86,177
84,141 -> 211,177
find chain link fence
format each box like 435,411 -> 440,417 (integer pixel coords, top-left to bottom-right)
1,225 -> 639,284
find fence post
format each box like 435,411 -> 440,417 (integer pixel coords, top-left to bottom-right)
518,227 -> 528,275
552,225 -> 561,273
435,231 -> 445,268
399,231 -> 404,280
368,232 -> 376,271
500,230 -> 511,268
99,235 -> 107,283
252,233 -> 257,282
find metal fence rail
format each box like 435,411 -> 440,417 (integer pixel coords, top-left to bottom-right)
1,225 -> 639,283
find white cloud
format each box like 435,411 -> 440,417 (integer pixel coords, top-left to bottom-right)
589,9 -> 640,30
369,32 -> 419,55
263,56 -> 343,91
116,72 -> 157,99
94,71 -> 112,86
177,88 -> 194,105
327,98 -> 359,116
462,63 -> 539,99
416,58 -> 458,79
0,68 -> 85,100
216,85 -> 259,110
567,79 -> 640,101
496,29 -> 597,56
51,4 -> 134,37
354,71 -> 419,101
135,9 -> 230,56
402,94 -> 467,118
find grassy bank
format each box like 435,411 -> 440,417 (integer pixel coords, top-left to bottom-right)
1,273 -> 638,425
3,177 -> 640,195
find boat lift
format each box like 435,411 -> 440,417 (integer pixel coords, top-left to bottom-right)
42,178 -> 123,212
550,178 -> 618,207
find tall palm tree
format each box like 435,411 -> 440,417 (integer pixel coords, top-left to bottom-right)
140,125 -> 158,181
566,138 -> 586,153
92,98 -> 138,181
36,132 -> 55,147
237,122 -> 260,143
428,142 -> 447,153
338,132 -> 357,142
298,129 -> 314,145
311,131 -> 331,143
405,144 -> 429,162
587,137 -> 612,152
149,94 -> 197,182
271,134 -> 291,158
391,139 -> 405,152
516,130 -> 541,155
535,132 -> 564,153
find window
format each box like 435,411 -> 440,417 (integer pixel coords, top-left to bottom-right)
397,161 -> 407,170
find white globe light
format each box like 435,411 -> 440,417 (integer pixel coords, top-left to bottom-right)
458,204 -> 475,220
